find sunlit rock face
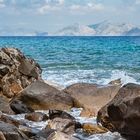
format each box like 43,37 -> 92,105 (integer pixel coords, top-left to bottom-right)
0,47 -> 42,99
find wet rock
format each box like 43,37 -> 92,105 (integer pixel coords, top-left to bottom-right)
0,48 -> 42,99
64,83 -> 121,116
80,108 -> 95,117
47,131 -> 79,140
109,78 -> 122,86
0,121 -> 28,140
49,110 -> 75,120
82,123 -> 108,134
10,100 -> 34,114
97,83 -> 140,139
14,81 -> 74,110
0,114 -> 26,127
25,112 -> 48,122
34,129 -> 79,140
19,125 -> 37,138
48,110 -> 81,135
0,96 -> 14,114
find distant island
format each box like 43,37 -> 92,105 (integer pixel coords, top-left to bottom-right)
0,21 -> 140,36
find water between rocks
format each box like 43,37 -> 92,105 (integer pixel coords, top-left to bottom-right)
6,108 -> 125,140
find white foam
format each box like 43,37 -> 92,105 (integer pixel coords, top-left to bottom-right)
42,69 -> 139,87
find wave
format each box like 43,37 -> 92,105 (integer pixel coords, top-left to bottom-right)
42,69 -> 139,87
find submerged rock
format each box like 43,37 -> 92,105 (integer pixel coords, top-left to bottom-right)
64,83 -> 121,116
13,81 -> 74,111
97,83 -> 140,139
0,48 -> 42,99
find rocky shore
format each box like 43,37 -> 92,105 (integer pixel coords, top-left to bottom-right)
0,48 -> 139,140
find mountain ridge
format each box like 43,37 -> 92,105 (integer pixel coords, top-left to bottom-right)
51,21 -> 140,36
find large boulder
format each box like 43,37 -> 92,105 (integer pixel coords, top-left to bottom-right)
11,81 -> 75,111
0,48 -> 42,99
64,83 -> 121,116
97,83 -> 140,139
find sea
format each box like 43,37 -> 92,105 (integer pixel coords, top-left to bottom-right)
0,36 -> 140,140
0,36 -> 140,87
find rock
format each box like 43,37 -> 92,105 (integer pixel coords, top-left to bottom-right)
10,100 -> 34,114
108,78 -> 122,86
47,131 -> 79,140
64,83 -> 121,116
80,108 -> 95,117
19,125 -> 37,138
0,48 -> 42,99
0,64 -> 9,77
0,131 -> 6,140
82,123 -> 108,134
0,114 -> 26,127
14,81 -> 74,110
49,110 -> 75,120
97,83 -> 140,139
0,96 -> 14,114
0,121 -> 28,140
25,112 -> 48,122
48,110 -> 81,135
34,129 -> 79,140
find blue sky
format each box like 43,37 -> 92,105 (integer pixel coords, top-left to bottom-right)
0,0 -> 140,33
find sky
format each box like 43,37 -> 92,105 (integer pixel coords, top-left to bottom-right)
0,0 -> 140,34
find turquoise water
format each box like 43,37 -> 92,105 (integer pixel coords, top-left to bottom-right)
0,36 -> 140,86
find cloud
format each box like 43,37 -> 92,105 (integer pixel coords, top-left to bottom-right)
38,5 -> 61,14
38,0 -> 64,14
70,2 -> 104,12
0,0 -> 5,8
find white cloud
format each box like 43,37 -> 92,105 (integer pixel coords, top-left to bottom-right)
45,0 -> 64,5
38,0 -> 64,14
0,0 -> 5,8
70,2 -> 104,12
38,4 -> 60,14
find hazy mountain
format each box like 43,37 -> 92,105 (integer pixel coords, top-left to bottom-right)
53,23 -> 96,36
124,27 -> 140,36
0,27 -> 48,36
53,21 -> 140,36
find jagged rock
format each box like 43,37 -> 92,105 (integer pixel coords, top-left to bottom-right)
64,83 -> 121,116
25,112 -> 48,122
0,96 -> 14,114
97,83 -> 140,139
13,81 -> 74,111
0,48 -> 42,99
0,121 -> 28,140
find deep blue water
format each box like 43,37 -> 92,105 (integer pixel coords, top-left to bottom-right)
0,36 -> 140,86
